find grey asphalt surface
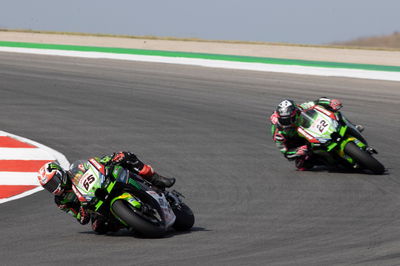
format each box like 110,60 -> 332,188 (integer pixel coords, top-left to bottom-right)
0,52 -> 400,266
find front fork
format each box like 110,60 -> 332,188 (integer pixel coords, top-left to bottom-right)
338,137 -> 367,165
324,124 -> 367,166
165,190 -> 185,210
109,193 -> 142,227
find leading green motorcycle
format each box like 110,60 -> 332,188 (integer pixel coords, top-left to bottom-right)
297,105 -> 385,174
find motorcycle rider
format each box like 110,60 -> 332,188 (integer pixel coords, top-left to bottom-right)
37,151 -> 175,234
270,97 -> 364,170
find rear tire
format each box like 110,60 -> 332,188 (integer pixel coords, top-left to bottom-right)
344,142 -> 385,174
111,200 -> 166,237
172,203 -> 195,231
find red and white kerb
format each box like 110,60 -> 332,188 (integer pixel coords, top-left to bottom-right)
0,132 -> 56,201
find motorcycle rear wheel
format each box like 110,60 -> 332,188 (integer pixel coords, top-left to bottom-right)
344,141 -> 385,174
112,199 -> 166,237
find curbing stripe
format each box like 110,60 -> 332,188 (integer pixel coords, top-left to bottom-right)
0,136 -> 36,148
0,185 -> 38,198
0,130 -> 70,204
0,186 -> 43,203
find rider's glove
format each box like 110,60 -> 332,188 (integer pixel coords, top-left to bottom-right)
295,145 -> 309,157
77,206 -> 90,225
111,152 -> 144,173
329,99 -> 342,111
57,204 -> 69,210
285,145 -> 309,160
112,151 -> 130,163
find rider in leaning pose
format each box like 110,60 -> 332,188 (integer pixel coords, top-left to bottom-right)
270,97 -> 365,171
37,151 -> 175,234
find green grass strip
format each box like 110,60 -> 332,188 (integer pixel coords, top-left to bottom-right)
1,41 -> 400,72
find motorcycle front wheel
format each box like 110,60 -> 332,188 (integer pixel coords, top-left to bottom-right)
171,203 -> 195,231
111,199 -> 166,238
344,141 -> 385,174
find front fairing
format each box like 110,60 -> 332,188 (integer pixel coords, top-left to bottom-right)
146,190 -> 176,227
298,108 -> 339,145
70,160 -> 105,202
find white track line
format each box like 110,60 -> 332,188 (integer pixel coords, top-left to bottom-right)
0,148 -> 55,160
0,46 -> 399,82
0,172 -> 40,185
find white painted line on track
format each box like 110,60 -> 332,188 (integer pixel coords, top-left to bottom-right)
0,172 -> 40,185
0,46 -> 399,82
0,148 -> 55,160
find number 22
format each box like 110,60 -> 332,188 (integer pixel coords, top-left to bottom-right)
317,120 -> 328,132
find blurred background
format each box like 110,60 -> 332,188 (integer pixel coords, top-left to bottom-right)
0,0 -> 399,48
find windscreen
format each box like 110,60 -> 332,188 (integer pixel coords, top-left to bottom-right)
298,109 -> 318,129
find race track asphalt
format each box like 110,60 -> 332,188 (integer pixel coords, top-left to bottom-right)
0,52 -> 400,266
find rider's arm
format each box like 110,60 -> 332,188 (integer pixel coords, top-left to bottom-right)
299,97 -> 342,112
270,112 -> 306,160
54,193 -> 89,225
270,121 -> 300,160
101,151 -> 155,178
271,124 -> 287,154
315,97 -> 343,111
299,101 -> 316,110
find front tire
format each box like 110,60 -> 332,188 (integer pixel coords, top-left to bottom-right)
111,200 -> 166,237
344,142 -> 385,174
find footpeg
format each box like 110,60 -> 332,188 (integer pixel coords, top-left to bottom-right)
355,125 -> 364,132
366,147 -> 378,154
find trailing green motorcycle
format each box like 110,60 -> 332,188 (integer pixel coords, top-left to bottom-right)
297,105 -> 385,174
70,159 -> 195,237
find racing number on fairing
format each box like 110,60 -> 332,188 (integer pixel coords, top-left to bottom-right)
317,120 -> 328,133
83,175 -> 95,190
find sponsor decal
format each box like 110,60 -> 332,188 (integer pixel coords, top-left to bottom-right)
88,158 -> 105,175
314,106 -> 337,120
298,127 -> 319,143
72,184 -> 87,202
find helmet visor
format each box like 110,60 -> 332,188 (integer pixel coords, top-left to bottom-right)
42,171 -> 64,195
278,115 -> 295,126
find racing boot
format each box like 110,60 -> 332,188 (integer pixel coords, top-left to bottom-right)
149,173 -> 175,189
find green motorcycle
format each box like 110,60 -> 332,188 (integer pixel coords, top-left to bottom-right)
70,159 -> 195,237
297,105 -> 385,174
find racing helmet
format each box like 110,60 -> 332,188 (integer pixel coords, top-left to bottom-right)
276,99 -> 299,127
37,162 -> 68,195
